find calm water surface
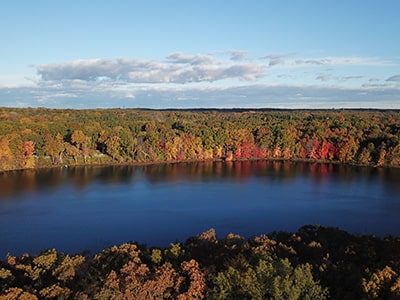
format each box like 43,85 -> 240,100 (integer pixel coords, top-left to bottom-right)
0,161 -> 400,257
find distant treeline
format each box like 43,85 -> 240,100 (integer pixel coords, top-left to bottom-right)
0,108 -> 400,171
1,226 -> 400,299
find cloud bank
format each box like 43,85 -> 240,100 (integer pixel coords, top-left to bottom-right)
1,52 -> 399,108
37,53 -> 264,84
1,83 -> 399,109
264,56 -> 392,68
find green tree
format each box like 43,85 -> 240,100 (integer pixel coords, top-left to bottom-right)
212,258 -> 328,300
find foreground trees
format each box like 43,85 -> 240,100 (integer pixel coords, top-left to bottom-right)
1,226 -> 400,299
0,108 -> 400,171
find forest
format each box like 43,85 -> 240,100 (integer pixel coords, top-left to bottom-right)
1,226 -> 400,299
1,108 -> 400,172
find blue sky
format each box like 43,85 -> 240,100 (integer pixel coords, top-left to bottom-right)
1,0 -> 399,108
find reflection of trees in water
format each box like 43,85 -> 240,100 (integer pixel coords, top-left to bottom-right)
141,161 -> 255,183
0,168 -> 66,199
376,167 -> 400,194
141,160 -> 325,184
1,161 -> 399,199
68,165 -> 136,187
0,166 -> 140,198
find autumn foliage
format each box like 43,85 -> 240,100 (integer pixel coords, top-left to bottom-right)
1,226 -> 400,299
1,108 -> 400,172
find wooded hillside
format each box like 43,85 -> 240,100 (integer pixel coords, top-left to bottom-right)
1,108 -> 399,171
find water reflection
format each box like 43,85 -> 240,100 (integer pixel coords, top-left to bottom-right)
1,161 -> 400,199
1,161 -> 400,257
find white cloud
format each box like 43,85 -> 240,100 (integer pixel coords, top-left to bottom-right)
386,74 -> 400,82
166,52 -> 213,65
315,74 -> 363,82
264,55 -> 394,68
262,54 -> 289,67
297,57 -> 390,66
229,50 -> 248,61
37,54 -> 265,84
2,51 -> 399,109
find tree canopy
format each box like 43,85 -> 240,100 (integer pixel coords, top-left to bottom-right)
1,108 -> 399,172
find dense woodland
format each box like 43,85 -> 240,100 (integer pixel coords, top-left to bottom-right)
1,226 -> 400,299
1,109 -> 400,299
0,108 -> 400,172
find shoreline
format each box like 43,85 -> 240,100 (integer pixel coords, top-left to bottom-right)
0,157 -> 396,174
2,225 -> 399,258
2,224 -> 398,259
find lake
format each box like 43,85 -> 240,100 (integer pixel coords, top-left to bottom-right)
0,160 -> 400,257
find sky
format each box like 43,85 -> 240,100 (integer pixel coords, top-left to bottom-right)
0,0 -> 400,109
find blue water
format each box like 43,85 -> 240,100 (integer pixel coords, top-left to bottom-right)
0,161 -> 399,257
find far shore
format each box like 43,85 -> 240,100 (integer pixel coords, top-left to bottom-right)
1,156 -> 396,175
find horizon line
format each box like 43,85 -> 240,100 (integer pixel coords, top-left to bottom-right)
1,106 -> 400,112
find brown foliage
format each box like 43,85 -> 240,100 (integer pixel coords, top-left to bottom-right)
177,260 -> 206,300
